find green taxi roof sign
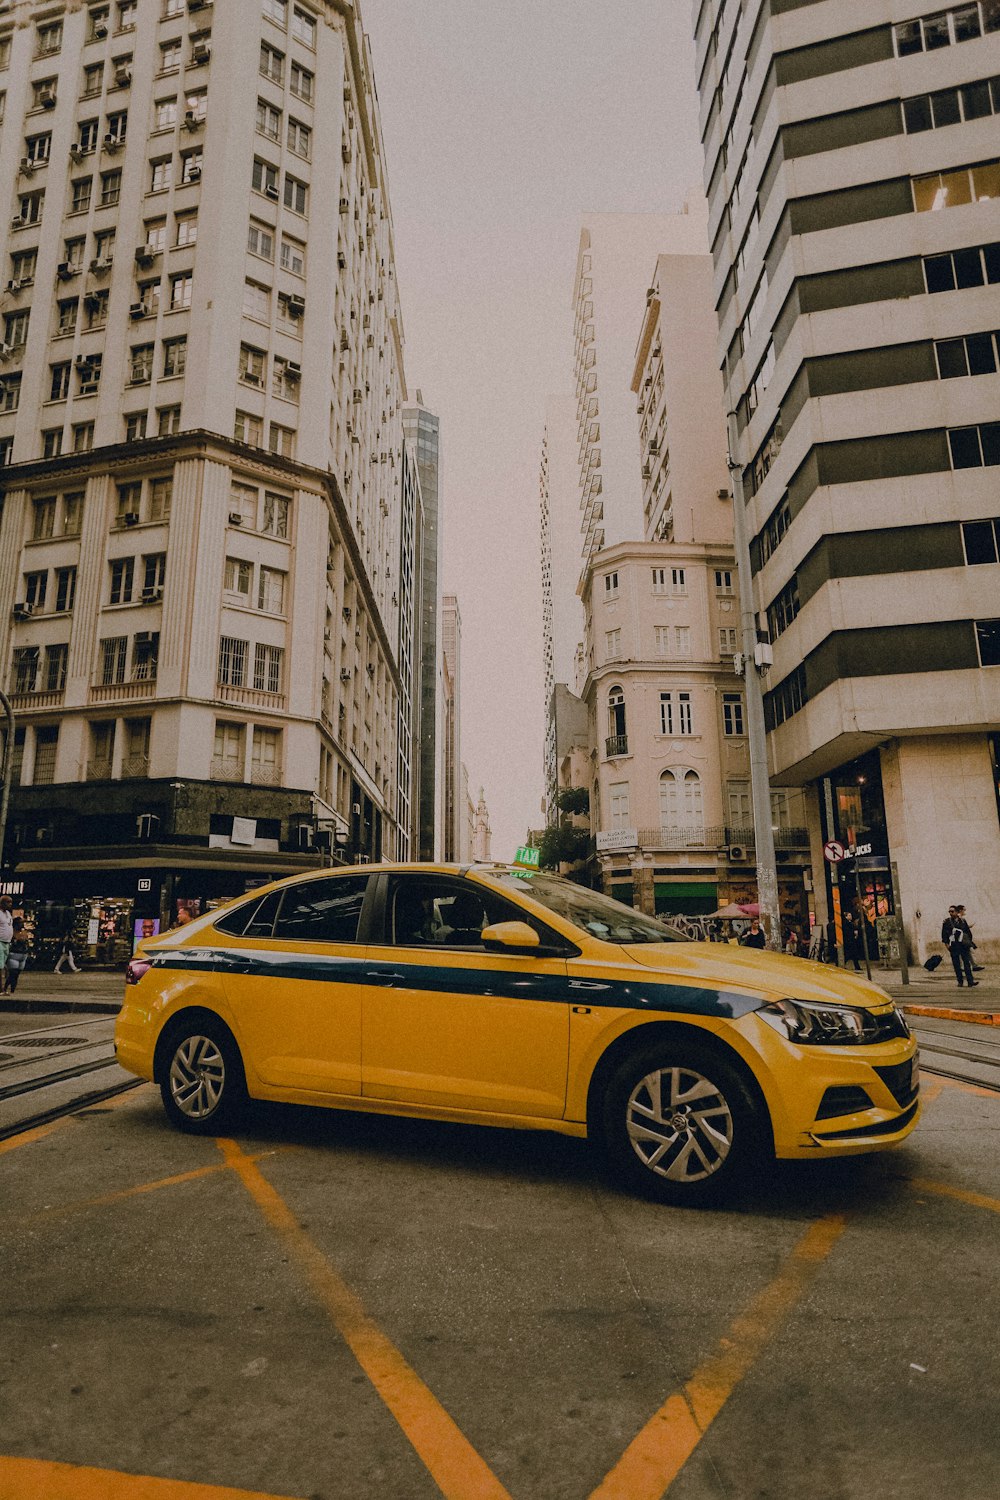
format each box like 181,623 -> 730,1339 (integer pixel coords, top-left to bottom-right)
513,845 -> 540,869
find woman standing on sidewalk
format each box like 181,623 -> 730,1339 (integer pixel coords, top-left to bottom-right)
5,918 -> 30,994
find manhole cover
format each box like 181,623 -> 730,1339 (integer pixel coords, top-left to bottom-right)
3,1036 -> 89,1048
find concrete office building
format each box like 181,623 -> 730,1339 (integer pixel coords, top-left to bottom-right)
396,436 -> 422,858
0,0 -> 409,957
439,591 -> 461,861
402,391 -> 440,861
571,207 -> 710,577
693,0 -> 1000,957
539,393 -> 582,821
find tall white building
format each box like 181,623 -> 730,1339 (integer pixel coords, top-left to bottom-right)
0,0 -> 411,956
439,591 -> 461,861
571,207 -> 710,576
539,392 -> 581,820
693,0 -> 1000,958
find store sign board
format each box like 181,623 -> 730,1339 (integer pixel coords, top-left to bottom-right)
231,817 -> 257,847
596,829 -> 638,852
137,878 -> 152,892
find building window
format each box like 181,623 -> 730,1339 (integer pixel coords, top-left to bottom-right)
280,236 -> 305,275
23,571 -> 47,610
1,373 -> 21,412
117,1 -> 138,32
670,567 -> 687,595
251,727 -> 281,784
160,39 -> 182,72
262,0 -> 287,24
256,98 -> 281,140
57,298 -> 79,336
605,628 -> 622,660
24,132 -> 52,166
83,293 -> 109,331
251,157 -> 278,197
659,768 -> 703,836
254,643 -> 284,694
174,211 -> 197,249
150,157 -> 173,193
133,632 -> 158,681
100,635 -> 128,685
262,491 -> 291,537
116,482 -> 142,525
82,62 -> 104,97
243,280 -> 271,322
603,570 -> 619,599
70,178 -> 93,215
239,343 -> 267,386
169,272 -> 193,310
272,356 -> 300,402
130,343 -> 154,383
230,482 -> 259,528
715,569 -> 735,594
260,41 -> 284,82
149,477 -> 172,520
125,412 -> 147,442
607,685 -> 626,742
218,635 -> 248,687
41,428 -> 63,459
962,517 -> 1000,563
31,80 -> 57,111
949,423 -> 1000,468
767,576 -> 800,640
283,175 -> 308,215
157,405 -> 181,436
651,568 -> 667,595
4,310 -> 29,348
924,241 -> 1000,293
722,692 -> 745,737
62,493 -> 83,535
155,97 -> 178,131
110,557 -> 135,605
609,781 -> 630,829
936,332 -> 999,378
122,717 -> 151,777
913,160 -> 1000,214
12,648 -> 40,695
213,720 -> 245,779
291,7 -> 317,47
162,336 -> 187,376
234,410 -> 263,446
32,498 -> 56,540
719,627 -> 739,659
904,77 -> 1000,135
727,780 -> 752,829
144,218 -> 167,253
976,618 -> 1000,665
257,566 -> 286,614
289,60 -> 313,101
142,553 -> 166,596
287,119 -> 311,159
268,422 -> 295,457
223,556 -> 253,599
248,220 -> 274,261
894,5 -> 999,56
72,422 -> 95,453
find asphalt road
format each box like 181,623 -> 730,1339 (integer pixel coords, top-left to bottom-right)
1,1021 -> 998,1500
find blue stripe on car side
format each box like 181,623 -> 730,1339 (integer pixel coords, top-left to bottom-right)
149,948 -> 760,1019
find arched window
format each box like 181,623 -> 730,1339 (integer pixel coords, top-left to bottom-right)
659,768 -> 704,845
607,686 -> 627,754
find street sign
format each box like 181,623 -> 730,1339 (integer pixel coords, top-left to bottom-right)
513,845 -> 539,869
823,839 -> 844,863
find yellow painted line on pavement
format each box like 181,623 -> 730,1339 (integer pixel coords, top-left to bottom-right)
909,1176 -> 1000,1216
218,1137 -> 513,1500
0,1454 -> 302,1500
0,1082 -> 147,1158
588,1213 -> 848,1500
923,1072 -> 998,1100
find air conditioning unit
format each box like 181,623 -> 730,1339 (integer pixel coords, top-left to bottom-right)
12,603 -> 33,621
129,302 -> 149,319
123,511 -> 140,526
10,217 -> 25,231
340,668 -> 351,682
264,183 -> 279,200
184,110 -> 201,130
242,372 -> 262,386
188,0 -> 208,11
57,261 -> 76,279
728,845 -> 749,862
6,279 -> 22,294
352,387 -> 363,403
89,257 -> 112,273
191,41 -> 211,64
70,143 -> 85,161
228,511 -> 244,525
140,585 -> 163,602
0,344 -> 12,361
92,21 -> 109,39
285,361 -> 301,380
287,294 -> 305,317
184,165 -> 202,182
340,331 -> 350,351
75,354 -> 93,369
716,488 -> 731,499
113,67 -> 131,86
18,158 -> 36,177
103,133 -> 123,152
342,142 -> 352,164
342,606 -> 351,621
351,802 -> 361,816
40,87 -> 57,108
135,631 -> 155,647
337,250 -> 346,269
83,292 -> 103,310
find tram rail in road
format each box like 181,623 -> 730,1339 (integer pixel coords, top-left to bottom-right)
910,1016 -> 1000,1095
0,1015 -> 138,1143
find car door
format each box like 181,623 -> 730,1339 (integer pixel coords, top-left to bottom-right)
215,873 -> 371,1095
361,872 -> 571,1118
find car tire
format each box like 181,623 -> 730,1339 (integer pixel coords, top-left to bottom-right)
601,1041 -> 766,1206
159,1015 -> 248,1135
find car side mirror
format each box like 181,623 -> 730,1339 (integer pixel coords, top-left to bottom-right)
481,920 -> 541,953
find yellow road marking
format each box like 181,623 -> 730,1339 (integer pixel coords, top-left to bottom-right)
909,1176 -> 1000,1216
588,1213 -> 848,1500
0,1083 -> 147,1159
0,1454 -> 302,1499
923,1072 -> 998,1100
218,1138 -> 513,1500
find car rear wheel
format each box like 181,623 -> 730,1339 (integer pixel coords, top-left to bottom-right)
601,1042 -> 766,1205
159,1017 -> 247,1135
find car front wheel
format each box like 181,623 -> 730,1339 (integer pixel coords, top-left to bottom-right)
159,1017 -> 248,1135
602,1042 -> 766,1204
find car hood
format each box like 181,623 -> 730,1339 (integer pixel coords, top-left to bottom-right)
619,943 -> 893,1008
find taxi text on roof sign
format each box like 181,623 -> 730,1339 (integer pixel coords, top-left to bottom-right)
513,845 -> 540,869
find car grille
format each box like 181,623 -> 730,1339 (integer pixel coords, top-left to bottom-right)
874,1057 -> 919,1107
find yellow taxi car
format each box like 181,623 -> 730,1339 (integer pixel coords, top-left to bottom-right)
115,863 -> 919,1204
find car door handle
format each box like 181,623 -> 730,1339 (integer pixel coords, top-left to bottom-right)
365,970 -> 406,986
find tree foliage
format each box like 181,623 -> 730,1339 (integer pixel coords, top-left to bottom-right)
556,786 -> 590,817
538,823 -> 592,870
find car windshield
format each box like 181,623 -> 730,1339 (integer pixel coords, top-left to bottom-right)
479,870 -> 686,945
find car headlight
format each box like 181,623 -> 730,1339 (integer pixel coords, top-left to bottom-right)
757,997 -> 887,1046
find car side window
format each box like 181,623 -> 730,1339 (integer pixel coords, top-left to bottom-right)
386,875 -> 541,951
214,888 -> 281,937
271,875 -> 369,943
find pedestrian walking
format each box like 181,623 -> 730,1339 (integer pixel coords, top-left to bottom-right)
54,932 -> 80,974
842,911 -> 862,971
741,919 -> 767,949
943,904 -> 978,988
0,895 -> 13,994
5,918 -> 30,994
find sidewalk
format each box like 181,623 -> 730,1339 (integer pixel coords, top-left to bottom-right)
867,965 -> 1000,1025
0,968 -> 125,1014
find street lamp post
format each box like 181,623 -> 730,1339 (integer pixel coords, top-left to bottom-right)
0,691 -> 15,880
726,413 -> 782,952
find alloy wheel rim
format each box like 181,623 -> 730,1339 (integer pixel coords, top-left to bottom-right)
169,1035 -> 226,1119
626,1066 -> 733,1182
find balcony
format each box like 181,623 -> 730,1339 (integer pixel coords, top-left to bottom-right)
250,762 -> 284,787
89,677 -> 157,704
86,757 -> 114,781
120,754 -> 150,779
626,825 -> 810,853
217,683 -> 287,711
9,689 -> 64,711
724,824 -> 810,850
605,734 -> 629,759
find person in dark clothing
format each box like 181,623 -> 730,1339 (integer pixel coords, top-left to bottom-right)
943,905 -> 978,987
842,911 -> 862,971
5,918 -> 29,994
741,919 -> 767,949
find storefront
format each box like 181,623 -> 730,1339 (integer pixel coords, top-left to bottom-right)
820,748 -> 894,959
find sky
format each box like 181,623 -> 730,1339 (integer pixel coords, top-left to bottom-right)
360,0 -> 706,860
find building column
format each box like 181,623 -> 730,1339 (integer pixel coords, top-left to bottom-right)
880,735 -> 1000,964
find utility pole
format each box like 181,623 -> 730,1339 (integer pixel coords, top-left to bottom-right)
726,414 -> 782,951
0,691 -> 14,880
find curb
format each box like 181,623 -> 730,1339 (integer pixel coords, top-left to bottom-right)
901,1004 -> 1000,1027
0,1000 -> 121,1016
